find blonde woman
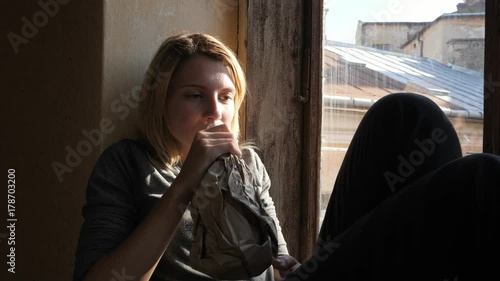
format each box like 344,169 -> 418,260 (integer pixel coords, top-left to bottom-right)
73,33 -> 289,281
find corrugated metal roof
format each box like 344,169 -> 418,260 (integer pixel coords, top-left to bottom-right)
325,41 -> 484,119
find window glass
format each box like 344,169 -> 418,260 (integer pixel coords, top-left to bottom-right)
321,0 -> 485,224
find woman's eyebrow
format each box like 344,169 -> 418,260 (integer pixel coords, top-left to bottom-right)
179,84 -> 236,91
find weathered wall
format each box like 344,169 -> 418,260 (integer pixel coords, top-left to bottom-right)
447,38 -> 485,71
356,22 -> 427,52
427,16 -> 484,65
245,0 -> 304,259
403,15 -> 485,70
1,1 -> 239,280
1,1 -> 103,280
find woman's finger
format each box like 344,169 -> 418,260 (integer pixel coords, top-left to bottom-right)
204,122 -> 231,132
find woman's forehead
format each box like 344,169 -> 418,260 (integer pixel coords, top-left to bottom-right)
170,54 -> 235,89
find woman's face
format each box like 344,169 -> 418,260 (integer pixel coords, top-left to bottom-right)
166,54 -> 236,156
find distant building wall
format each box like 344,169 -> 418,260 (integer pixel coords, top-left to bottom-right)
402,14 -> 485,71
355,21 -> 427,52
447,38 -> 485,71
356,9 -> 485,72
457,0 -> 485,13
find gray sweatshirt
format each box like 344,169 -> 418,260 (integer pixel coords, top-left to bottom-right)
73,139 -> 288,281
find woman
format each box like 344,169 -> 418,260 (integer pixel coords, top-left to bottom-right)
73,33 -> 289,281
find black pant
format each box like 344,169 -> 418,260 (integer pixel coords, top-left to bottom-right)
285,93 -> 500,280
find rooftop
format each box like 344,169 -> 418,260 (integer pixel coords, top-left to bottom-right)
324,41 -> 484,120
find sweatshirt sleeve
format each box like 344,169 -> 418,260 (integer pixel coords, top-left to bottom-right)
73,141 -> 139,281
242,148 -> 289,256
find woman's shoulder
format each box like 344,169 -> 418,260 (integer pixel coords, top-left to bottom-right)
241,146 -> 267,172
241,145 -> 258,162
94,138 -> 153,168
104,138 -> 144,150
88,139 -> 159,187
101,138 -> 150,156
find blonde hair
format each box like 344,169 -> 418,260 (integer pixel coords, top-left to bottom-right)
139,33 -> 248,169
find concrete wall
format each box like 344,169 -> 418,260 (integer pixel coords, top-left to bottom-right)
403,15 -> 485,69
356,22 -> 427,52
1,1 -> 238,280
1,1 -> 103,280
357,14 -> 485,72
457,0 -> 485,13
447,38 -> 485,71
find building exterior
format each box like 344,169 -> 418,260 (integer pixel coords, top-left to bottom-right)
457,0 -> 486,13
354,0 -> 485,72
401,13 -> 484,72
355,21 -> 428,53
321,41 -> 484,200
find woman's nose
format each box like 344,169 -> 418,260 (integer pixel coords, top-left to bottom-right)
203,95 -> 222,120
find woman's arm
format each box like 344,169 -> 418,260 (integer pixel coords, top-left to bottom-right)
81,170 -> 199,281
246,149 -> 289,255
79,124 -> 241,281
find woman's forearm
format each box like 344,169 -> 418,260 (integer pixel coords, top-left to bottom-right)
82,173 -> 198,281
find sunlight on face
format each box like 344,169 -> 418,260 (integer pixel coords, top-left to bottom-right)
166,54 -> 236,156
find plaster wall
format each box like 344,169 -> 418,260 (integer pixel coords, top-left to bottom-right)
1,1 -> 239,280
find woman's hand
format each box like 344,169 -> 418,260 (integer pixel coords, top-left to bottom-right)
186,122 -> 241,168
177,123 -> 242,191
272,255 -> 302,280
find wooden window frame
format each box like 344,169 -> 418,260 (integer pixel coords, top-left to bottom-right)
484,0 -> 500,154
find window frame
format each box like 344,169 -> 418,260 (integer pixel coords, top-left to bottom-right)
483,0 -> 500,154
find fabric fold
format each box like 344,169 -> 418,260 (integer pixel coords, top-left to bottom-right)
190,153 -> 279,280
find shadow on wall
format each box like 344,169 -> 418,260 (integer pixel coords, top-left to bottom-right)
2,0 -> 103,280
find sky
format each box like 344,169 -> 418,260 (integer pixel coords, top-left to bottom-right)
324,0 -> 464,43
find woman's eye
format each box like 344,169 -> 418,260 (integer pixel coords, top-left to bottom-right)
186,93 -> 203,99
219,94 -> 234,102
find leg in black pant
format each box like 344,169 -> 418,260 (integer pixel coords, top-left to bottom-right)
286,153 -> 500,280
284,93 -> 500,280
319,92 -> 463,242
